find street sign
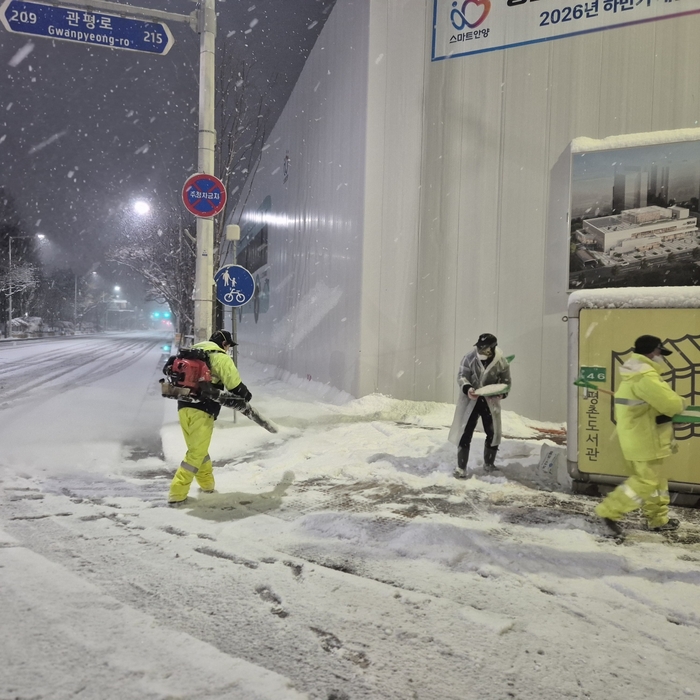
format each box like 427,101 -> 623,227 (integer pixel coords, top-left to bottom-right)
579,366 -> 607,383
182,173 -> 227,218
0,0 -> 175,55
214,265 -> 255,308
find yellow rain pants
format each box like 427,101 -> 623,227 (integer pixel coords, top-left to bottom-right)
595,458 -> 670,528
168,407 -> 216,503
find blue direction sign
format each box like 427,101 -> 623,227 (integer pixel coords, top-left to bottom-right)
215,265 -> 255,308
0,0 -> 174,55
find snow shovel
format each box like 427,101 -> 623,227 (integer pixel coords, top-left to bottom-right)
573,378 -> 614,396
472,355 -> 514,397
671,407 -> 700,424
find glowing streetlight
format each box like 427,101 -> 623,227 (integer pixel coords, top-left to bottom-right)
133,200 -> 151,216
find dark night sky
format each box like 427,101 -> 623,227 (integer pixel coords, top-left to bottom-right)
0,0 -> 335,301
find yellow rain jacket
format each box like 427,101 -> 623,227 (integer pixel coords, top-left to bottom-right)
176,341 -> 243,419
169,341 -> 245,503
614,353 -> 685,462
196,340 -> 242,391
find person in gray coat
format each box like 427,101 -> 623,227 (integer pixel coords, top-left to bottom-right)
448,333 -> 511,478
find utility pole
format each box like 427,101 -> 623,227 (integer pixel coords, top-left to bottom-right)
7,236 -> 13,338
193,0 -> 216,343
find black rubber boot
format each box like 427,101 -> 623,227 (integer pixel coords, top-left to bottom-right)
483,446 -> 498,472
647,517 -> 680,532
454,446 -> 469,479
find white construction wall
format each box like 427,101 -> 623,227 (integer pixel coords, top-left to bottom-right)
229,0 -> 370,396
230,0 -> 700,421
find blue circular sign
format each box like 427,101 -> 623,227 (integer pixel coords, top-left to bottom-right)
214,265 -> 255,307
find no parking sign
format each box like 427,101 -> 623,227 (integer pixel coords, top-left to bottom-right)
182,173 -> 226,218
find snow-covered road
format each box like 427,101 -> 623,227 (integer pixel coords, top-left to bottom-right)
2,333 -> 700,700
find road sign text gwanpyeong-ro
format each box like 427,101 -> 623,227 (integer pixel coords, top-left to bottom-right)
0,0 -> 174,55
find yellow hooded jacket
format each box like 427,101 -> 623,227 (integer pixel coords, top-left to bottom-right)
176,340 -> 243,419
614,353 -> 685,462
194,340 -> 242,391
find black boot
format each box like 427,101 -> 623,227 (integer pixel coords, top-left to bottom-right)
483,445 -> 498,472
454,446 -> 469,479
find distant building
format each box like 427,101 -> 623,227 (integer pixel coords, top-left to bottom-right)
660,166 -> 670,203
670,206 -> 690,219
582,205 -> 698,253
574,247 -> 598,268
612,167 -> 648,212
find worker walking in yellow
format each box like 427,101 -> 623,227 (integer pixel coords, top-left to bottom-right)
168,330 -> 252,506
596,335 -> 686,535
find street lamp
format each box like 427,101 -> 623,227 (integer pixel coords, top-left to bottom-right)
133,200 -> 151,216
6,233 -> 44,338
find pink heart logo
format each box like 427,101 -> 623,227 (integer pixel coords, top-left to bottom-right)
461,0 -> 491,28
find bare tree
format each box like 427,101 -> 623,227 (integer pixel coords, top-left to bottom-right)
0,262 -> 39,296
109,215 -> 196,339
0,189 -> 38,329
213,52 -> 272,260
107,46 -> 272,338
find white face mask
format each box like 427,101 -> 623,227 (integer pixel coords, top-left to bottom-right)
477,353 -> 488,361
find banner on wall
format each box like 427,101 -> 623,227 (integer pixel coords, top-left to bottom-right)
568,133 -> 700,291
577,307 -> 700,485
432,0 -> 700,61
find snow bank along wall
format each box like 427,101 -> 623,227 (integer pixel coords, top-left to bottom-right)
228,0 -> 700,422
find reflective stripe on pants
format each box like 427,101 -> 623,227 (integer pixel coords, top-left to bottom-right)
168,408 -> 216,502
595,458 -> 670,528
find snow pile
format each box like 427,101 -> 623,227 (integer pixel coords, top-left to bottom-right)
569,286 -> 700,313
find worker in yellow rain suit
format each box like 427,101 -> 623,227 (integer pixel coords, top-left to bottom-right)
168,330 -> 252,506
596,334 -> 686,535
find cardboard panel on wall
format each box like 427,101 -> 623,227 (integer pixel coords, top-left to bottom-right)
577,307 -> 700,485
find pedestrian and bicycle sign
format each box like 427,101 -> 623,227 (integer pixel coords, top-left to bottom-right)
0,0 -> 174,54
214,265 -> 255,307
182,173 -> 227,218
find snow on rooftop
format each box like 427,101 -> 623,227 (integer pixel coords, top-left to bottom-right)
568,286 -> 700,313
571,126 -> 700,153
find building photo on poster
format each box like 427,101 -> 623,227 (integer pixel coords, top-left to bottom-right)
568,130 -> 700,291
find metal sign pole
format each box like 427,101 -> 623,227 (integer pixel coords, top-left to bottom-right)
7,237 -> 12,338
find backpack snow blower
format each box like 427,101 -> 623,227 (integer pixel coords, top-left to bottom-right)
160,348 -> 278,433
